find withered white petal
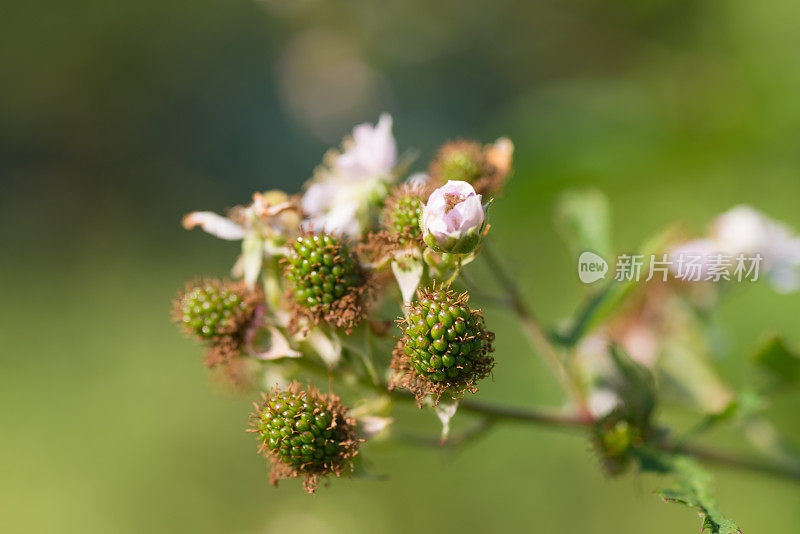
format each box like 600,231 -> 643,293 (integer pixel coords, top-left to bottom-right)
182,211 -> 246,240
356,415 -> 393,439
254,326 -> 302,360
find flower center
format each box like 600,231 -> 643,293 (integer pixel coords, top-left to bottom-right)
444,193 -> 466,213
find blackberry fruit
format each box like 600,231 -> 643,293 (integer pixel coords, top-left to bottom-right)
250,382 -> 359,493
593,412 -> 645,476
434,142 -> 484,184
429,139 -> 507,196
390,286 -> 495,403
384,193 -> 423,245
358,184 -> 428,265
173,279 -> 262,367
179,283 -> 248,338
284,232 -> 368,333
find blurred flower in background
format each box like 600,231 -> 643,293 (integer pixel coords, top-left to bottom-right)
301,113 -> 399,237
670,205 -> 800,293
712,205 -> 800,292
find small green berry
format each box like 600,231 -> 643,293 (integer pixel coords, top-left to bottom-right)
428,139 -> 511,197
250,383 -> 359,494
390,286 -> 495,404
285,233 -> 368,333
178,283 -> 248,339
172,278 -> 262,368
385,194 -> 423,244
430,140 -> 485,185
593,412 -> 645,476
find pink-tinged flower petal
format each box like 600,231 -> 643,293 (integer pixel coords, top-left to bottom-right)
335,113 -> 397,180
668,238 -> 719,280
710,205 -> 800,293
300,113 -> 397,236
439,180 -> 478,198
712,205 -> 771,255
301,182 -> 335,215
182,211 -> 246,240
406,172 -> 430,188
302,200 -> 361,237
425,212 -> 452,240
449,194 -> 484,232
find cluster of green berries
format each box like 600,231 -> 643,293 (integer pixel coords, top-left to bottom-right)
400,289 -> 491,383
385,195 -> 423,244
252,385 -> 355,474
285,234 -> 362,309
179,282 -> 249,338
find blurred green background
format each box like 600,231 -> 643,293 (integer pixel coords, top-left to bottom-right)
2,0 -> 800,532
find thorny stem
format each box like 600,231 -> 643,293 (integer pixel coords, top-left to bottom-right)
285,356 -> 800,483
269,240 -> 800,486
479,241 -> 591,417
291,356 -> 593,429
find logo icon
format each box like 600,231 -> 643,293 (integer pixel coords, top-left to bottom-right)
578,251 -> 608,284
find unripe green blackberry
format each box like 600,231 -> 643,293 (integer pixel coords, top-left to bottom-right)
429,139 -> 510,196
250,382 -> 359,493
390,286 -> 495,403
173,279 -> 262,367
284,232 -> 368,333
593,412 -> 645,476
385,194 -> 423,244
360,184 -> 428,265
434,142 -> 484,184
179,283 -> 248,338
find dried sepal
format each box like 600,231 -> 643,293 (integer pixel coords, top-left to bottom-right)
248,382 -> 360,494
389,285 -> 495,405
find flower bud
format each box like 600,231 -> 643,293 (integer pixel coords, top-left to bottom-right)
249,382 -> 359,493
421,180 -> 487,255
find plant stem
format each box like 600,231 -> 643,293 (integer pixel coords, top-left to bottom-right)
291,356 -> 593,429
286,357 -> 800,483
479,241 -> 591,417
670,443 -> 800,483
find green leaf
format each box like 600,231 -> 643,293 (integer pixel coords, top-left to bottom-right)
556,224 -> 682,347
554,188 -> 612,259
680,391 -> 766,443
752,333 -> 800,384
635,449 -> 741,533
609,344 -> 656,427
680,400 -> 739,443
